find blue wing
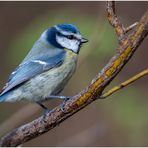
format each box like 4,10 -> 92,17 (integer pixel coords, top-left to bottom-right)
0,50 -> 65,95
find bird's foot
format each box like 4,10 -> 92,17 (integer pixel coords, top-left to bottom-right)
44,95 -> 71,113
43,109 -> 51,119
60,97 -> 71,113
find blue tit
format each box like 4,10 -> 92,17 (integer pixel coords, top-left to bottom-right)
0,23 -> 88,109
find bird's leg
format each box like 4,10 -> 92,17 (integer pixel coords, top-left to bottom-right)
36,101 -> 51,114
36,101 -> 52,119
44,95 -> 71,113
36,102 -> 51,119
37,101 -> 48,110
45,95 -> 71,101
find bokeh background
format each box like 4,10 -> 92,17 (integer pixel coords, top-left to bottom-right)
0,1 -> 148,146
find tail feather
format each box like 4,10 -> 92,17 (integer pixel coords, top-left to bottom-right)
0,85 -> 7,101
0,91 -> 15,102
0,92 -> 10,102
0,89 -> 24,102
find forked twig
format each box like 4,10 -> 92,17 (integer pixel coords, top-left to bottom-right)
106,1 -> 139,43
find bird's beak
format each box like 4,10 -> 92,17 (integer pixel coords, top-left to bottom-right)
81,38 -> 88,43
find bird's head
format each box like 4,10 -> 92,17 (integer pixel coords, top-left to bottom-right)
43,23 -> 88,54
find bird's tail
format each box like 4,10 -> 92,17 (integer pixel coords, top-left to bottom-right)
0,86 -> 7,102
0,90 -> 22,102
0,91 -> 15,102
0,93 -> 8,102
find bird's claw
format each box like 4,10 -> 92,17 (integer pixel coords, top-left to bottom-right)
43,109 -> 51,119
60,97 -> 70,113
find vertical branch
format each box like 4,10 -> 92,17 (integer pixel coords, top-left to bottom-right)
106,1 -> 125,41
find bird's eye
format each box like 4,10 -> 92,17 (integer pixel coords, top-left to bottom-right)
67,35 -> 74,40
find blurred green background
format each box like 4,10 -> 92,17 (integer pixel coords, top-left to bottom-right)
0,1 -> 148,146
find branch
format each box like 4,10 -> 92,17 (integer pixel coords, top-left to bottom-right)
106,1 -> 125,40
0,104 -> 40,137
101,69 -> 148,98
125,22 -> 138,33
106,1 -> 138,43
0,2 -> 148,146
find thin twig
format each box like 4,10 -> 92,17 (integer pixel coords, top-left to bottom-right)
0,2 -> 147,147
101,69 -> 148,98
125,22 -> 138,33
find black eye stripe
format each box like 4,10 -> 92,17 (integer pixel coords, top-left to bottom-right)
57,31 -> 78,40
67,35 -> 75,40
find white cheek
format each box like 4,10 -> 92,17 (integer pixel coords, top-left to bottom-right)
56,36 -> 79,53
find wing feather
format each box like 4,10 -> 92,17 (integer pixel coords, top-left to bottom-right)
1,50 -> 65,95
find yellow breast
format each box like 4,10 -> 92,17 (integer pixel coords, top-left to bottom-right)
31,48 -> 78,100
63,48 -> 78,64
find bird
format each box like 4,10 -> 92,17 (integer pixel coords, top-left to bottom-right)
0,23 -> 88,110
